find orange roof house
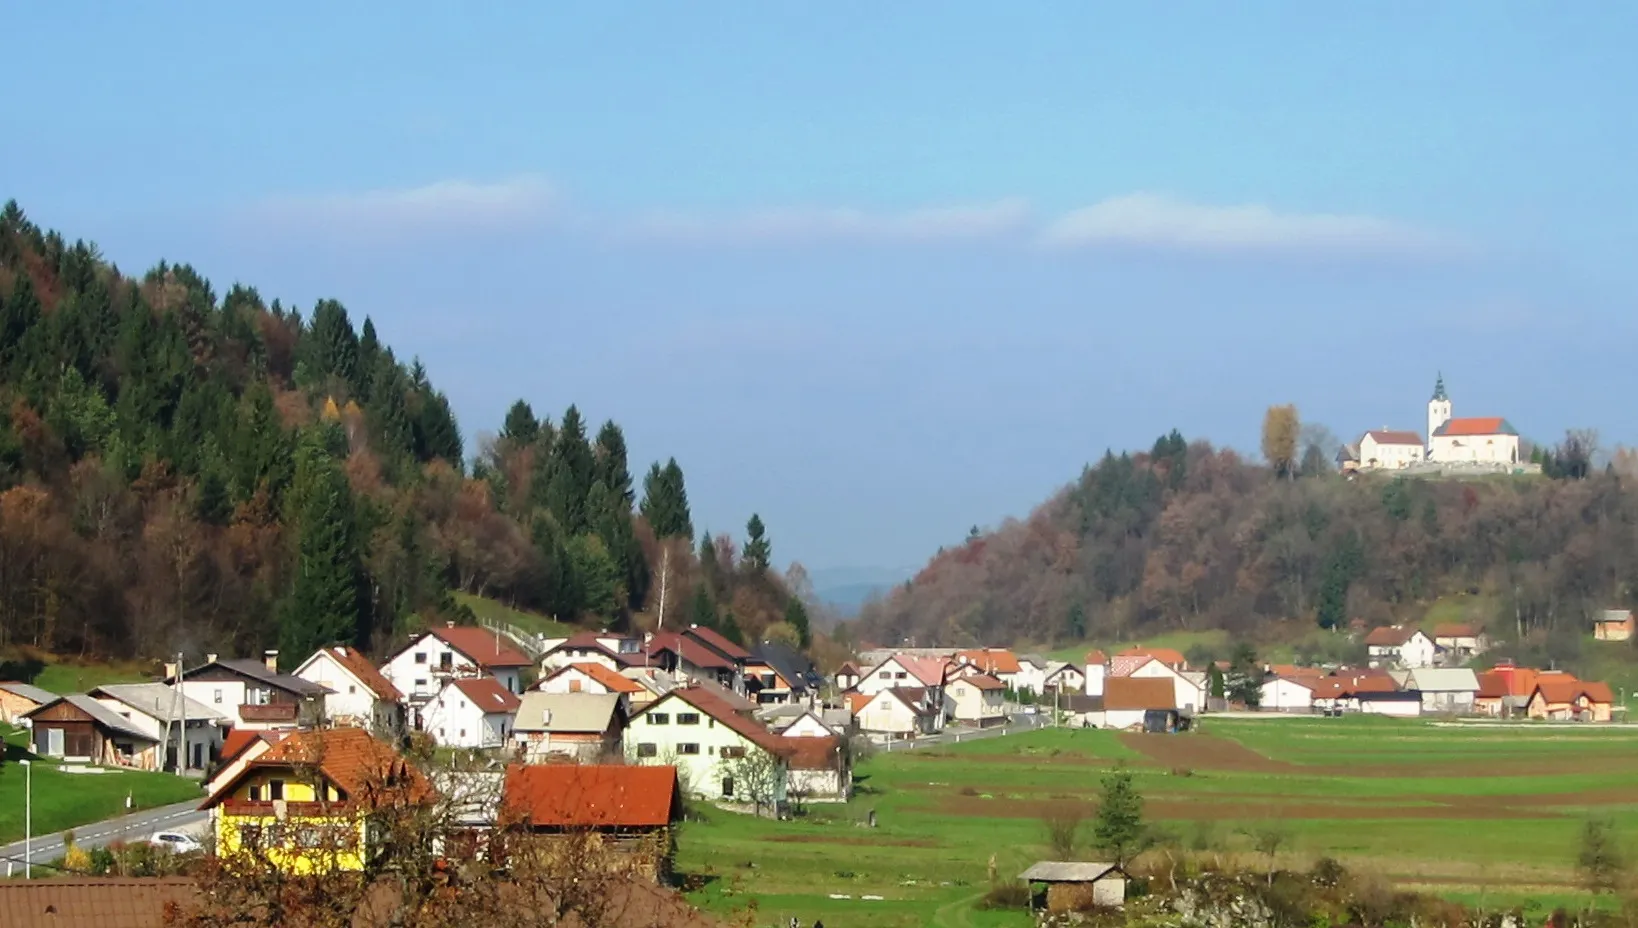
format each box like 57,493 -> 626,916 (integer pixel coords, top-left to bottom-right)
540,662 -> 646,695
954,649 -> 1022,676
1116,647 -> 1186,670
503,764 -> 681,831
1528,680 -> 1615,722
1433,417 -> 1517,437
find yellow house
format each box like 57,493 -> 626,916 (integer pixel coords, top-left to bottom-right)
199,727 -> 430,873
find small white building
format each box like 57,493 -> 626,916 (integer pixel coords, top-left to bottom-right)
1125,658 -> 1204,715
626,685 -> 791,810
382,624 -> 533,730
1101,678 -> 1176,731
88,683 -> 229,774
1043,662 -> 1086,695
1259,677 -> 1315,711
1014,655 -> 1051,696
1432,625 -> 1489,662
292,645 -> 405,737
1405,667 -> 1480,713
785,735 -> 851,803
1357,691 -> 1422,717
946,673 -> 1007,727
772,709 -> 840,738
853,654 -> 947,729
1084,650 -> 1108,698
855,687 -> 939,738
1356,429 -> 1426,470
1364,626 -> 1438,668
422,676 -> 520,749
534,662 -> 647,708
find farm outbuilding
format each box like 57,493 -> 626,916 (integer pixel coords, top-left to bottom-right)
1019,861 -> 1127,912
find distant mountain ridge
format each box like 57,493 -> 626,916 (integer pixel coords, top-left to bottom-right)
809,566 -> 912,615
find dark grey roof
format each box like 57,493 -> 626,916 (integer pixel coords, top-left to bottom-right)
1060,694 -> 1104,712
0,681 -> 56,704
30,694 -> 158,742
751,642 -> 821,692
1019,861 -> 1122,883
173,658 -> 330,697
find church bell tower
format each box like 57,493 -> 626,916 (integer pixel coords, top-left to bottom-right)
1427,373 -> 1452,446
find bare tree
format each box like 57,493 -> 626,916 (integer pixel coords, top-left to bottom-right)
718,749 -> 786,820
1041,801 -> 1087,859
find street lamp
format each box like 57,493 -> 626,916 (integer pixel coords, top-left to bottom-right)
18,758 -> 31,879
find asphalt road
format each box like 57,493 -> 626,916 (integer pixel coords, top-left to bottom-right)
0,799 -> 210,877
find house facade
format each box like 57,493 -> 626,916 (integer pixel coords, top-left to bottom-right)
1124,658 -> 1204,715
169,654 -> 330,730
784,735 -> 851,803
1527,681 -> 1614,722
1431,625 -> 1488,662
946,673 -> 1006,726
501,764 -> 683,881
852,654 -> 947,727
1357,430 -> 1425,470
1363,626 -> 1437,668
1043,662 -> 1086,695
1595,609 -> 1635,642
25,694 -> 159,768
1259,677 -> 1315,711
1405,668 -> 1480,713
535,662 -> 646,706
1100,677 -> 1177,730
422,676 -> 521,749
510,692 -> 626,763
381,624 -> 532,728
88,683 -> 229,774
855,687 -> 939,738
0,681 -> 53,724
292,646 -> 405,737
625,685 -> 791,810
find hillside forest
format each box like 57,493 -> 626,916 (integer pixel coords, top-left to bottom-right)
855,425 -> 1638,663
0,201 -> 814,668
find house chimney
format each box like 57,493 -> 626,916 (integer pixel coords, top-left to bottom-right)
163,661 -> 179,680
263,649 -> 279,673
206,653 -> 218,664
541,708 -> 552,726
446,620 -> 455,629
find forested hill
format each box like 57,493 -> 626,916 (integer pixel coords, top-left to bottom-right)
0,201 -> 809,666
854,430 -> 1638,655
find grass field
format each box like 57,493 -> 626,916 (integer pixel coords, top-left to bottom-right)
451,593 -> 577,639
0,729 -> 203,844
680,717 -> 1638,926
28,658 -> 154,695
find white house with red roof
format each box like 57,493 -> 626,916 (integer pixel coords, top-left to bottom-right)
855,687 -> 940,738
381,622 -> 533,709
946,673 -> 1006,726
293,645 -> 406,737
534,662 -> 647,713
422,675 -> 521,749
537,631 -> 646,674
1357,429 -> 1426,470
853,653 -> 949,726
646,630 -> 738,690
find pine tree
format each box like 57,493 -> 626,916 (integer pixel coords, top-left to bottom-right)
1092,765 -> 1146,864
302,299 -> 360,389
688,584 -> 718,631
566,533 -> 624,619
279,430 -> 366,657
544,405 -> 594,533
413,389 -> 463,465
586,481 -> 648,612
0,274 -> 42,377
784,597 -> 812,649
356,317 -> 381,401
743,514 -> 771,573
594,420 -> 635,508
501,400 -> 541,447
698,532 -> 722,596
640,458 -> 693,539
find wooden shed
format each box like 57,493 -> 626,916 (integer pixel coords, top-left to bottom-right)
25,694 -> 159,767
1019,860 -> 1127,912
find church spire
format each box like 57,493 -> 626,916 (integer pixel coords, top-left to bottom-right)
1431,372 -> 1448,402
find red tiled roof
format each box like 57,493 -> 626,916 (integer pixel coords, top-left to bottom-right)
1103,677 -> 1176,711
958,673 -> 1006,691
503,764 -> 680,828
322,645 -> 403,701
684,624 -> 751,662
0,877 -> 197,928
837,661 -> 861,675
1476,671 -> 1508,700
1117,647 -> 1186,669
204,727 -> 430,809
876,654 -> 948,687
1364,626 -> 1420,646
844,691 -> 872,714
1535,680 -> 1613,705
552,632 -> 646,668
1435,417 -> 1516,437
548,662 -> 645,694
451,676 -> 522,713
1364,429 -> 1424,446
955,649 -> 1022,675
1433,624 -> 1480,639
1084,649 -> 1108,665
878,686 -> 935,716
647,632 -> 732,670
781,735 -> 843,771
661,685 -> 790,755
427,625 -> 532,668
216,728 -> 286,768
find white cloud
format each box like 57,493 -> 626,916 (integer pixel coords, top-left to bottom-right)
252,175 -> 556,233
621,198 -> 1032,245
1039,193 -> 1455,257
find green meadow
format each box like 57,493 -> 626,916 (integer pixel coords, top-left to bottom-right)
680,717 -> 1638,926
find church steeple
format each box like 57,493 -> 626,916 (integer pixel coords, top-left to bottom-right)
1431,372 -> 1448,402
1427,372 -> 1453,448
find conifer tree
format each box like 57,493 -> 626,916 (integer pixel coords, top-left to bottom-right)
544,405 -> 594,533
303,299 -> 360,389
688,584 -> 718,631
594,421 -> 635,508
743,513 -> 771,573
501,400 -> 541,447
784,597 -> 812,648
640,457 -> 693,539
279,427 -> 365,657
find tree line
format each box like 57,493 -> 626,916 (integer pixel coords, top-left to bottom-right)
0,200 -> 806,665
855,417 -> 1638,652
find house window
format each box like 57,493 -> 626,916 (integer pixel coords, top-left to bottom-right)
569,680 -> 582,693
248,785 -> 261,801
677,712 -> 701,725
721,746 -> 746,759
415,679 -> 428,690
637,743 -> 658,758
679,743 -> 700,755
895,672 -> 907,679
648,713 -> 670,725
268,779 -> 285,801
878,671 -> 891,680
722,777 -> 735,798
460,729 -> 467,738
213,689 -> 223,704
348,685 -> 357,695
439,654 -> 453,672
414,653 -> 427,664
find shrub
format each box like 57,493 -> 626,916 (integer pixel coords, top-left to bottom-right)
980,880 -> 1030,909
88,846 -> 116,876
959,786 -> 979,797
1310,856 -> 1347,888
1170,766 -> 1194,778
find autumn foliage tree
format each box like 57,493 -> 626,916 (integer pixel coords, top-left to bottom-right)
1261,404 -> 1300,480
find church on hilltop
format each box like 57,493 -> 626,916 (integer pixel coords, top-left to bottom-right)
1342,375 -> 1521,472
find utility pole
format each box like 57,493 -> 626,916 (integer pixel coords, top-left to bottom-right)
20,758 -> 32,878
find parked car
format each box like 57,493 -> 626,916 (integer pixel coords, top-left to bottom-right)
149,831 -> 203,854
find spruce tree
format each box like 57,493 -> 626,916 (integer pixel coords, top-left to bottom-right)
784,597 -> 812,649
279,429 -> 365,657
698,532 -> 722,596
640,457 -> 694,539
303,299 -> 360,388
0,274 -> 42,377
502,400 -> 541,447
594,421 -> 635,508
544,405 -> 594,533
688,584 -> 718,631
743,514 -> 771,573
1092,765 -> 1146,864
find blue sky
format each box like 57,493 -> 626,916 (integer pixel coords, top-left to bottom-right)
8,4 -> 1636,572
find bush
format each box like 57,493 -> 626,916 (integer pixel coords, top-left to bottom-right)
980,880 -> 1030,910
1170,767 -> 1194,778
1310,856 -> 1347,888
88,846 -> 116,875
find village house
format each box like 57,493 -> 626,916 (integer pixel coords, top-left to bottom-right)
1309,671 -> 1401,714
1042,661 -> 1086,695
833,661 -> 862,691
422,676 -> 521,749
766,707 -> 843,738
855,686 -> 941,738
946,672 -> 1007,727
626,684 -> 792,811
292,645 -> 406,737
746,641 -> 822,705
201,727 -> 431,874
1013,654 -> 1051,695
1474,670 -> 1509,717
1099,677 -> 1177,731
645,631 -> 738,691
501,764 -> 683,881
1363,626 -> 1438,668
1404,667 -> 1481,713
852,653 -> 948,725
0,680 -> 53,724
1431,624 -> 1489,662
1115,647 -> 1187,671
89,682 -> 230,774
784,734 -> 851,803
1260,675 -> 1317,712
535,661 -> 647,710
207,729 -> 289,797
25,694 -> 160,767
1354,429 -> 1425,471
167,652 -> 330,731
1113,655 -> 1203,715
537,630 -> 646,675
682,624 -> 753,687
1595,609 -> 1635,642
1527,679 -> 1615,722
952,649 -> 1025,691
510,691 -> 627,763
381,624 -> 533,726
1083,650 -> 1108,697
